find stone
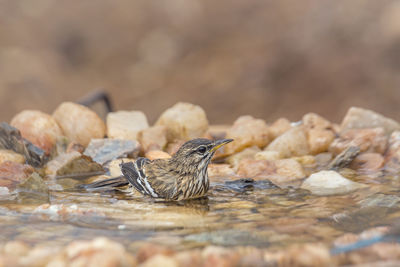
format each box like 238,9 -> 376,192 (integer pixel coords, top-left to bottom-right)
329,128 -> 388,155
328,146 -> 360,170
385,131 -> 400,172
340,107 -> 400,136
274,159 -> 306,179
224,115 -> 270,155
279,243 -> 331,267
307,128 -> 335,155
0,161 -> 34,191
3,241 -> 30,257
237,159 -> 275,178
106,110 -> 149,141
0,149 -> 25,164
226,146 -> 261,170
145,150 -> 171,160
10,110 -> 63,154
351,153 -> 384,172
52,102 -> 106,147
269,118 -> 291,140
166,140 -> 185,156
84,139 -> 140,165
301,170 -> 366,196
107,158 -> 136,177
136,243 -> 174,263
292,155 -> 316,166
255,150 -> 282,161
0,122 -> 46,167
155,102 -> 209,141
137,125 -> 167,153
45,151 -> 104,176
61,237 -> 136,267
141,254 -> 178,267
207,164 -> 235,180
303,112 -> 333,130
16,172 -> 49,203
265,126 -> 310,158
206,125 -> 229,140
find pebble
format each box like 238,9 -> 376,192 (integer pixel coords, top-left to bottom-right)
0,149 -> 25,164
106,110 -> 149,141
0,161 -> 34,191
137,125 -> 167,153
237,159 -> 275,178
340,106 -> 400,136
10,110 -> 63,154
84,138 -> 140,165
107,158 -> 136,177
155,102 -> 209,141
224,115 -> 270,155
265,126 -> 310,158
351,153 -> 384,172
307,128 -> 335,154
141,254 -> 178,267
303,112 -> 333,130
274,159 -> 306,180
255,150 -> 282,161
329,128 -> 387,155
207,164 -> 235,179
145,150 -> 171,160
53,102 -> 106,147
301,170 -> 366,196
278,243 -> 332,267
0,122 -> 46,167
269,118 -> 291,140
226,146 -> 261,170
45,151 -> 104,176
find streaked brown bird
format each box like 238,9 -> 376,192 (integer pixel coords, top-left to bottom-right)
84,138 -> 233,201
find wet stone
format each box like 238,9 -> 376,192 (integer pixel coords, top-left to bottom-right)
16,172 -> 49,203
10,110 -> 63,155
208,164 -> 235,180
307,128 -> 335,155
303,112 -> 333,130
0,149 -> 25,164
223,178 -> 276,192
0,122 -> 46,167
255,150 -> 282,161
53,102 -> 106,147
107,110 -> 149,141
156,102 -> 209,142
341,106 -> 400,136
359,194 -> 400,208
226,146 -> 261,170
84,138 -> 140,165
351,153 -> 384,172
45,151 -> 104,177
301,170 -> 366,196
237,159 -> 275,178
224,115 -> 270,155
266,125 -> 310,158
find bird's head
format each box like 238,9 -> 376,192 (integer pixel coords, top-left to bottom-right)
171,138 -> 233,170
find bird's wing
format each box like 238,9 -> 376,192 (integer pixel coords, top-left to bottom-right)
120,158 -> 159,198
78,176 -> 129,190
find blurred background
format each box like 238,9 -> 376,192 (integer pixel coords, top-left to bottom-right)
1,0 -> 400,124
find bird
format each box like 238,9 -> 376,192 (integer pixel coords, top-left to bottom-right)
83,138 -> 233,201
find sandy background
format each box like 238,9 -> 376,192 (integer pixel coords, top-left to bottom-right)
1,0 -> 400,124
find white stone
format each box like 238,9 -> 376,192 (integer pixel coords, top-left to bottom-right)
301,170 -> 365,196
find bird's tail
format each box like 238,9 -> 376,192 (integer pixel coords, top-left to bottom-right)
78,176 -> 129,190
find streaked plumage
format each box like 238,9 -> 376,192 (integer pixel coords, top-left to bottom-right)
84,138 -> 233,201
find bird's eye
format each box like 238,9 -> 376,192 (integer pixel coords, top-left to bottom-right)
197,146 -> 207,154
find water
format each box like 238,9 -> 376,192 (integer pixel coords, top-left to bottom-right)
1,174 -> 400,253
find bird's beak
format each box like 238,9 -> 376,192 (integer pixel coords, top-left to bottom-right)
210,139 -> 233,152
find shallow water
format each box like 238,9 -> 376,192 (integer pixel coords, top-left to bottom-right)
1,174 -> 400,253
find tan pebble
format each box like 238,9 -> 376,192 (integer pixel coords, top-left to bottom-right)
255,151 -> 282,161
307,128 -> 335,154
237,159 -> 275,177
329,128 -> 387,155
145,150 -> 171,160
269,118 -> 291,140
141,254 -> 178,267
292,155 -> 316,165
351,153 -> 384,172
156,102 -> 209,142
227,146 -> 261,170
11,110 -> 63,154
0,150 -> 25,165
137,125 -> 167,153
303,113 -> 332,130
207,164 -> 235,179
3,241 -> 30,257
224,115 -> 270,155
266,126 -> 310,158
53,102 -> 106,147
107,110 -> 149,141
